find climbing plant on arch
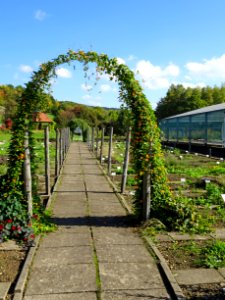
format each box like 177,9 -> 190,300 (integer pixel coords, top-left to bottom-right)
0,50 -> 198,242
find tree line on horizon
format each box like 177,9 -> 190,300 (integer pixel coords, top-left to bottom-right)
0,84 -> 129,135
1,83 -> 225,130
155,84 -> 225,120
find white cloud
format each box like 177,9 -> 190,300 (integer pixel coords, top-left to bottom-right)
81,83 -> 92,91
127,55 -> 137,61
55,67 -> 72,78
82,94 -> 92,100
163,64 -> 180,77
135,60 -> 180,90
185,54 -> 225,79
180,82 -> 206,88
82,95 -> 102,106
100,84 -> 111,92
116,57 -> 126,65
19,65 -> 33,73
34,9 -> 47,21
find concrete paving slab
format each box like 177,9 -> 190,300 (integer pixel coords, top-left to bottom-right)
101,289 -> 170,300
155,234 -> 174,242
218,268 -> 225,279
24,292 -> 97,300
55,225 -> 90,233
97,244 -> 154,263
56,184 -> 85,192
93,228 -> 143,245
39,231 -> 92,248
210,228 -> 225,239
53,200 -> 87,210
89,202 -> 124,209
99,263 -> 167,291
174,268 -> 225,285
32,246 -> 93,267
90,209 -> 126,217
169,232 -> 210,241
53,192 -> 87,201
88,192 -> 120,202
51,216 -> 90,226
25,264 -> 96,295
53,207 -> 87,218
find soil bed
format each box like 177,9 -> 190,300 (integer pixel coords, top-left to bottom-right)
156,239 -> 225,299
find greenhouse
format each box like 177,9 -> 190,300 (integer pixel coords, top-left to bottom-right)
159,103 -> 225,147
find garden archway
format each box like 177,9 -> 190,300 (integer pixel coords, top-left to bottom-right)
1,50 -> 172,241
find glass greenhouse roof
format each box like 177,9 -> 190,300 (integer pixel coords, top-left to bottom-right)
163,103 -> 225,120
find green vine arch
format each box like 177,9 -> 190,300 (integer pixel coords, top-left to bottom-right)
0,50 -> 182,242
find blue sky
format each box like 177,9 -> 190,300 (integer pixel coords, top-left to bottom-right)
1,0 -> 225,109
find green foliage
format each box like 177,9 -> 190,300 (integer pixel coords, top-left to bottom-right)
0,182 -> 34,242
32,202 -> 57,235
205,183 -> 224,205
202,240 -> 225,268
155,83 -> 225,119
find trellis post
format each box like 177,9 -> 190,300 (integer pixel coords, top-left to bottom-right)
96,127 -> 99,157
100,126 -> 105,164
108,126 -> 113,175
143,171 -> 151,221
44,125 -> 50,196
59,129 -> 63,167
24,129 -> 33,219
55,128 -> 60,181
91,127 -> 95,152
121,127 -> 131,193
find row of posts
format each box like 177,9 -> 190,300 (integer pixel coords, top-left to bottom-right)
24,126 -> 70,219
89,126 -> 151,221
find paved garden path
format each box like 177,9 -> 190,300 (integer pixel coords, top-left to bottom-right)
22,142 -> 170,300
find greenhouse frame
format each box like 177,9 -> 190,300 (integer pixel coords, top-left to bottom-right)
159,103 -> 225,147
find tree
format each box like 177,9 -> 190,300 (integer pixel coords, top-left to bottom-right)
155,84 -> 225,120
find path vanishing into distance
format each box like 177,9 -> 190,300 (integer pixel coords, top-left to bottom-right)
21,142 -> 171,300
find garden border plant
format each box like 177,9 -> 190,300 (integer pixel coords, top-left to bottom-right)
0,50 -> 199,242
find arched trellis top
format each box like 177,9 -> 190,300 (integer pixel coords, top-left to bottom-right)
9,50 -> 172,217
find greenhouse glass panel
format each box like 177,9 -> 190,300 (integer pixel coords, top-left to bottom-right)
207,111 -> 224,143
159,120 -> 168,140
177,116 -> 189,141
190,113 -> 206,142
167,118 -> 177,140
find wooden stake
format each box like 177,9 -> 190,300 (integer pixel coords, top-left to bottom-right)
24,129 -> 32,219
108,126 -> 113,175
100,126 -> 105,164
44,126 -> 50,196
121,127 -> 131,193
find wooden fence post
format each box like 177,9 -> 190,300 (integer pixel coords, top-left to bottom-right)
108,126 -> 113,175
59,129 -> 63,167
121,127 -> 131,194
44,126 -> 50,196
143,171 -> 151,221
55,128 -> 60,181
91,127 -> 95,152
96,127 -> 99,157
24,129 -> 32,219
100,126 -> 105,164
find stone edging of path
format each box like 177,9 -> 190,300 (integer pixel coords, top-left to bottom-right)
13,235 -> 41,300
